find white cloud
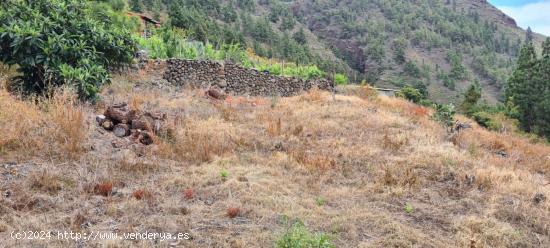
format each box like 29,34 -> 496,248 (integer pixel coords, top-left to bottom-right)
497,0 -> 550,36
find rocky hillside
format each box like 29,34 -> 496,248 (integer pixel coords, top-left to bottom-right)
135,0 -> 545,104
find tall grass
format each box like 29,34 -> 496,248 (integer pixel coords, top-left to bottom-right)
0,87 -> 86,161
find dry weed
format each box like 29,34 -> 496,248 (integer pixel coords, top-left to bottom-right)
354,85 -> 379,101
132,189 -> 152,200
266,117 -> 282,137
158,118 -> 237,164
300,87 -> 325,102
381,164 -> 420,188
455,217 -> 524,248
289,145 -> 336,171
0,88 -> 86,161
27,170 -> 63,194
94,182 -> 113,197
45,89 -> 86,160
382,130 -> 410,151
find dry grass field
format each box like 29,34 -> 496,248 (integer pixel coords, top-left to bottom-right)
0,72 -> 549,247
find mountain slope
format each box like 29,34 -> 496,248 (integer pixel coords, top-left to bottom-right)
293,0 -> 546,102
135,0 -> 545,103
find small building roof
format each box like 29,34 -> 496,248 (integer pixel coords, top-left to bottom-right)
127,12 -> 161,25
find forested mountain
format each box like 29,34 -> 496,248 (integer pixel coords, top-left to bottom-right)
130,0 -> 545,103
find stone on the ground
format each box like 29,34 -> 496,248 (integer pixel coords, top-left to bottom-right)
96,115 -> 106,124
533,193 -> 546,204
113,124 -> 130,138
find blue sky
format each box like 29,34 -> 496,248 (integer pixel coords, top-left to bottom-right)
488,0 -> 550,36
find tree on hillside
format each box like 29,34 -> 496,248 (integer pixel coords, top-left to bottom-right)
0,0 -> 136,100
293,28 -> 307,45
506,41 -> 540,133
525,27 -> 533,43
130,0 -> 143,12
460,80 -> 481,115
535,38 -> 550,137
393,38 -> 407,64
447,51 -> 466,80
169,5 -> 210,43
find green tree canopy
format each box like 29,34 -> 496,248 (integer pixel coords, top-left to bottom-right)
0,0 -> 136,100
460,81 -> 482,115
506,41 -> 539,132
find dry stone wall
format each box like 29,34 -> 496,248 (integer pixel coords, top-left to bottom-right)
163,59 -> 334,97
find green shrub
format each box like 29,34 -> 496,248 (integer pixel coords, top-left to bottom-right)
107,0 -> 126,11
334,73 -> 348,85
472,111 -> 515,132
277,220 -> 334,248
404,203 -> 414,214
418,99 -> 434,107
220,169 -> 229,179
472,111 -> 492,128
315,197 -> 327,206
396,86 -> 423,103
432,104 -> 456,128
0,0 -> 136,100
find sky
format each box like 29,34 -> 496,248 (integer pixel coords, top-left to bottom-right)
488,0 -> 550,36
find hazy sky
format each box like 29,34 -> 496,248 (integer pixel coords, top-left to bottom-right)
488,0 -> 550,36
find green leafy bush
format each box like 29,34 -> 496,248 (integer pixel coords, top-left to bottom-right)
472,111 -> 493,129
432,104 -> 456,128
107,0 -> 126,11
396,86 -> 423,103
0,0 -> 136,100
472,111 -> 517,132
334,73 -> 348,85
277,220 -> 334,248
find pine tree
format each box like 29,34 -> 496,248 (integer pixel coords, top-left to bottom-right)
525,27 -> 533,43
506,41 -> 539,132
293,28 -> 307,45
536,38 -> 550,137
460,80 -> 481,115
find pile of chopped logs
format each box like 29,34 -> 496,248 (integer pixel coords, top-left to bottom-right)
96,103 -> 167,146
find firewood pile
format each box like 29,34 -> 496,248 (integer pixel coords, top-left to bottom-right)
96,102 -> 168,146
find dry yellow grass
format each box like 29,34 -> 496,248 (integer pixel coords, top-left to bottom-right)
0,88 -> 86,161
0,76 -> 548,247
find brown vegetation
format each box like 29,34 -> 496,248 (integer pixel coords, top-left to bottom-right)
0,78 -> 548,247
0,88 -> 86,161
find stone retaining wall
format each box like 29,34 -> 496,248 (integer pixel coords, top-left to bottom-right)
163,59 -> 334,96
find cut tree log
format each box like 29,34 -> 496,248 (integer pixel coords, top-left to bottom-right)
101,120 -> 114,131
206,88 -> 227,100
139,132 -> 154,145
113,124 -> 130,137
145,111 -> 167,120
131,116 -> 152,131
104,107 -> 127,124
112,102 -> 128,108
126,109 -> 142,124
